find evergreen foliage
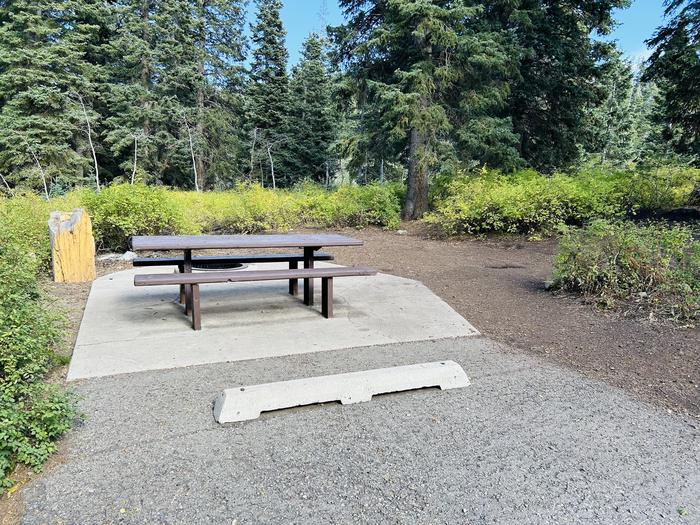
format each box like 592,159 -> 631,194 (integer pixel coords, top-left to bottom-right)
0,0 -> 105,191
247,0 -> 290,187
489,0 -> 630,172
333,0 -> 520,218
645,0 -> 700,162
287,34 -> 339,185
0,0 -> 695,210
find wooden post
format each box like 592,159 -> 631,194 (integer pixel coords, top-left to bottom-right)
183,250 -> 193,315
322,277 -> 333,318
191,283 -> 201,330
303,247 -> 317,306
48,209 -> 96,283
289,260 -> 298,296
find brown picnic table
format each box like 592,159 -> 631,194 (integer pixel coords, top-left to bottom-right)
129,234 -> 375,329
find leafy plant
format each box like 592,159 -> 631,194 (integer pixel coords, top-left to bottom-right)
84,184 -> 192,251
551,220 -> 699,321
81,182 -> 402,250
0,195 -> 77,490
425,167 -> 700,236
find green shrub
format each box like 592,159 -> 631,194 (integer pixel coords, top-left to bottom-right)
297,182 -> 401,229
0,195 -> 77,490
621,166 -> 700,212
215,185 -> 301,233
425,167 -> 700,236
84,184 -> 191,251
80,182 -> 401,250
551,220 -> 700,321
424,169 -> 625,235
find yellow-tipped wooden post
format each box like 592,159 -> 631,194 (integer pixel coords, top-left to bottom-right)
48,209 -> 96,283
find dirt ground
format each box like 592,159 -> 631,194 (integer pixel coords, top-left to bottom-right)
2,224 -> 698,523
330,224 -> 700,420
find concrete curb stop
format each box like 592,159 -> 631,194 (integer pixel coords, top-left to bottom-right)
213,360 -> 470,424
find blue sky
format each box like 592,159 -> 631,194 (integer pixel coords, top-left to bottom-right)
267,1 -> 669,66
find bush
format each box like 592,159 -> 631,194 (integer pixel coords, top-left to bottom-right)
551,220 -> 700,321
0,195 -> 77,490
425,167 -> 700,236
424,169 -> 624,235
81,182 -> 402,250
296,182 -> 401,229
622,166 -> 700,212
212,185 -> 301,233
84,184 -> 191,251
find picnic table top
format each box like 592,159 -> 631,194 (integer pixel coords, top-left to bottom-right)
129,233 -> 364,251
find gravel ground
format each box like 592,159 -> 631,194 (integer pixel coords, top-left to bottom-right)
20,337 -> 700,524
328,226 -> 700,418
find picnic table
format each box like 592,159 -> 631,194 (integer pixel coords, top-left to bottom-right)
130,233 -> 376,330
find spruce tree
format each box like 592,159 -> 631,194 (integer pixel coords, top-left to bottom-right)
153,0 -> 201,187
247,0 -> 290,187
104,0 -> 160,181
287,34 -> 338,184
192,0 -> 248,188
644,0 -> 700,161
583,50 -> 635,166
487,0 -> 629,172
0,0 -> 104,191
105,0 -> 247,187
334,0 -> 518,219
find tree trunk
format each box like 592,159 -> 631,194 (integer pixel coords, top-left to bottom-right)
249,127 -> 258,180
141,0 -> 151,148
48,209 -> 96,283
0,173 -> 11,192
402,128 -> 429,220
29,147 -> 50,200
267,144 -> 276,189
76,93 -> 100,192
195,0 -> 206,190
184,119 -> 199,192
689,181 -> 700,206
131,134 -> 139,184
379,157 -> 385,184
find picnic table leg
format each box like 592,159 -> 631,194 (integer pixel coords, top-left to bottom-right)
183,249 -> 193,315
303,247 -> 315,305
191,283 -> 201,330
178,263 -> 185,304
289,260 -> 298,295
322,277 -> 333,318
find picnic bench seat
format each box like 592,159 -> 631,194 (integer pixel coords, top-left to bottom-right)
134,266 -> 377,330
133,252 -> 335,297
132,252 -> 334,269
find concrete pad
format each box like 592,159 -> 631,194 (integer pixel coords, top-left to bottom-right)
213,360 -> 470,423
68,263 -> 478,380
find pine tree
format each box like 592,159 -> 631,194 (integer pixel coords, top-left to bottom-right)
0,0 -> 104,191
153,0 -> 202,187
644,0 -> 700,162
583,50 -> 635,166
104,0 -> 160,182
247,0 -> 290,187
287,34 -> 338,184
192,0 -> 248,189
487,0 -> 630,172
334,0 -> 518,219
105,0 -> 247,188
626,77 -> 671,162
